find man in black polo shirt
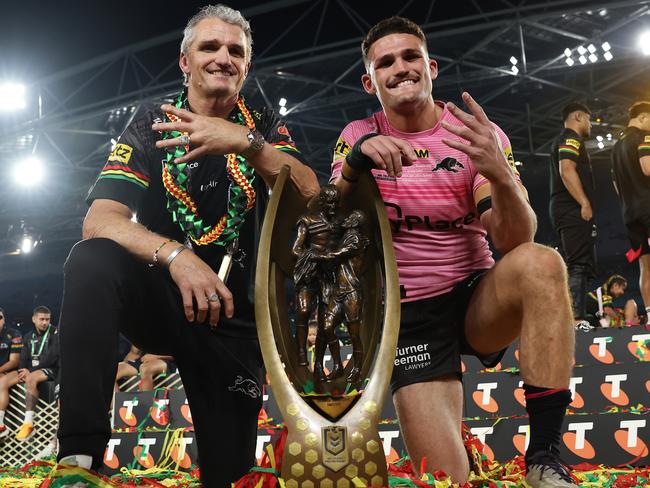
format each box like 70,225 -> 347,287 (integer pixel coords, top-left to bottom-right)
0,308 -> 22,439
611,101 -> 650,319
55,4 -> 319,487
549,102 -> 595,329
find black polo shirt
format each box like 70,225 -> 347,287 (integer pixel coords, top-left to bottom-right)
0,326 -> 22,370
611,126 -> 650,225
549,128 -> 594,210
87,95 -> 307,338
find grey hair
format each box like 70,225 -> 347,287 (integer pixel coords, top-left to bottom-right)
181,4 -> 253,58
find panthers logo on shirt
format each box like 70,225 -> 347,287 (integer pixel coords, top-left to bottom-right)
108,144 -> 133,164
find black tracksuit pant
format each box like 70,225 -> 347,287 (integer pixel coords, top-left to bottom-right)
551,203 -> 597,320
57,238 -> 263,487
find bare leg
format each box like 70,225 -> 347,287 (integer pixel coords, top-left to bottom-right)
24,370 -> 49,412
639,255 -> 650,312
114,362 -> 138,392
0,372 -> 21,412
394,376 -> 468,482
624,299 -> 638,324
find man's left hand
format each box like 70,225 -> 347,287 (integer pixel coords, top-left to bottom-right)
440,92 -> 511,184
152,104 -> 248,163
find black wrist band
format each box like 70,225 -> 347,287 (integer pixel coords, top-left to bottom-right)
345,132 -> 380,171
341,171 -> 359,183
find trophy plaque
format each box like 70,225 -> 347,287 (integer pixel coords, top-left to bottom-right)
255,166 -> 400,487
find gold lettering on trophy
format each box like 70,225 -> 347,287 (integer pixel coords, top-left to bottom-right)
322,426 -> 349,472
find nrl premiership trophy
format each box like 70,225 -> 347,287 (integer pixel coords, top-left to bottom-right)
255,166 -> 400,487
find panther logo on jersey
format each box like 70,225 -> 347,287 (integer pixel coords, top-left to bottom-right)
433,157 -> 464,173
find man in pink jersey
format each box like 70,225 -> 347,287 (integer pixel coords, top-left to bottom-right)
330,17 -> 576,488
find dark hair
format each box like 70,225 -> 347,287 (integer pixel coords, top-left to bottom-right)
604,274 -> 627,294
0,308 -> 4,317
629,101 -> 650,120
362,16 -> 427,66
33,306 -> 51,316
561,102 -> 591,122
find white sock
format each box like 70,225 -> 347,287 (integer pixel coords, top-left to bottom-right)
645,306 -> 650,314
24,411 -> 35,424
0,410 -> 5,425
60,454 -> 93,469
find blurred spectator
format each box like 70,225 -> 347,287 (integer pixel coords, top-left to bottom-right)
0,308 -> 22,377
0,306 -> 59,441
114,345 -> 176,392
586,275 -> 639,327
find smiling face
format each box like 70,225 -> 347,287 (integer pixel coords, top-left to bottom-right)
179,17 -> 250,101
362,33 -> 437,112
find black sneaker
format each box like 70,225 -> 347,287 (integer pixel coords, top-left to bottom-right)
525,450 -> 577,487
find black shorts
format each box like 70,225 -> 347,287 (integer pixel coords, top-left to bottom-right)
390,270 -> 506,394
625,218 -> 650,257
39,368 -> 58,381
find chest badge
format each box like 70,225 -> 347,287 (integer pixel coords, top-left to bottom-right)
433,157 -> 464,173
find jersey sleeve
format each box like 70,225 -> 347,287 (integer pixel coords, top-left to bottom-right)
9,332 -> 22,354
86,110 -> 158,212
472,123 -> 521,194
258,108 -> 308,165
330,123 -> 359,183
639,134 -> 650,158
558,134 -> 582,163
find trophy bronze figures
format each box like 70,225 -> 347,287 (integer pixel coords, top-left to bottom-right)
255,166 -> 400,487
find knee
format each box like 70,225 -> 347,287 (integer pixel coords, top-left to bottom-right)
139,363 -> 155,377
64,238 -> 128,279
510,243 -> 567,283
626,299 -> 637,309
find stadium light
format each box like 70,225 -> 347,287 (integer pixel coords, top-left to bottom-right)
597,141 -> 605,149
604,51 -> 613,61
579,55 -> 588,65
564,48 -> 572,57
596,135 -> 604,142
279,106 -> 288,116
565,57 -> 575,66
0,83 -> 26,111
577,45 -> 587,55
640,31 -> 650,56
13,157 -> 44,186
587,44 -> 597,54
21,236 -> 33,254
509,56 -> 518,66
602,42 -> 611,52
511,65 -> 519,75
589,53 -> 598,63
278,98 -> 287,107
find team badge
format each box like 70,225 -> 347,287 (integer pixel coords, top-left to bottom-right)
108,144 -> 133,164
565,138 -> 581,149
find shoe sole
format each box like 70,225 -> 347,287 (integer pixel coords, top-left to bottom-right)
17,430 -> 35,442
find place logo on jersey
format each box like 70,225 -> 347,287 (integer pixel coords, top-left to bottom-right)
615,420 -> 648,457
334,137 -> 351,159
385,202 -> 477,233
563,422 -> 596,459
472,382 -> 499,413
565,138 -> 581,149
627,333 -> 650,361
644,135 -> 650,143
589,336 -> 615,364
432,157 -> 464,173
108,143 -> 133,164
600,374 -> 629,406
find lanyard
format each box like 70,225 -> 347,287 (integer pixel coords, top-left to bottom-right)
31,325 -> 51,358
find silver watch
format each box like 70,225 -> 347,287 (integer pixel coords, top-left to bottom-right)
240,128 -> 265,159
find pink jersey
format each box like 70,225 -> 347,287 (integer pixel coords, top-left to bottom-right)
331,102 -> 518,302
